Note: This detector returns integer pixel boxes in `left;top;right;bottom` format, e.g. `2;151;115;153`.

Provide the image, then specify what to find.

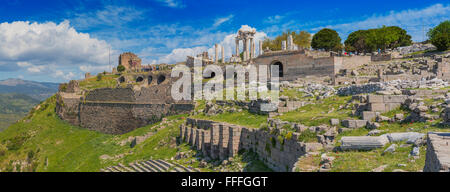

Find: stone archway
157;75;166;84
148;76;153;84
136;76;144;83
270;61;284;78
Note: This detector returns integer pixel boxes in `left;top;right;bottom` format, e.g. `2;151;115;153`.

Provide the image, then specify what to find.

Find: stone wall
423;132;450;172
334;55;371;73
180;118;308;172
56;75;194;134
371;54;392;62
79;102;193;134
253;51;370;82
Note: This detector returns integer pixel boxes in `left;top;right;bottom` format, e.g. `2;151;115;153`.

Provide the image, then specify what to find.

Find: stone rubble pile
395;43;436;55
298;83;336;99
337;78;449;96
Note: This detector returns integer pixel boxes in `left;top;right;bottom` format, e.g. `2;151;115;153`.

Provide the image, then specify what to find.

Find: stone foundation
180;118;308;172
423;132;450;172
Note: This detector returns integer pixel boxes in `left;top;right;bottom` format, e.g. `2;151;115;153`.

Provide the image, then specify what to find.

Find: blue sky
0;0;448;82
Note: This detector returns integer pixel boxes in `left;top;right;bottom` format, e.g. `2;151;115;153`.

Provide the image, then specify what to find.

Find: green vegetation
79;74;119;90
329;143;426;172
427;20;450;51
262;30;311;50
344;26;412;53
191;110;267;129
278;96;353;126
117;65;126;73
311;28;342;52
0;93;39;131
0;96;191;171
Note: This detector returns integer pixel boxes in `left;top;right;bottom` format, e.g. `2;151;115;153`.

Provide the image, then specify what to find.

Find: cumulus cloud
213;15;234;27
313;3;450;41
0;20;112;78
156;25;267;64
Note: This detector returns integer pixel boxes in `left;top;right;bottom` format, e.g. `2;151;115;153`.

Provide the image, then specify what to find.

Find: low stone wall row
180;118;309;172
424;132;450;172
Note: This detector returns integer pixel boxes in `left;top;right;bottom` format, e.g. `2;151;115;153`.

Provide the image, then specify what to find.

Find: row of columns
234;38;264;62
214;44;225;64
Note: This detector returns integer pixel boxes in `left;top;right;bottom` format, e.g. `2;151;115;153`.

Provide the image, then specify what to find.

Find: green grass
329;142;426;172
191;110;267;129
79;74;120;90
0;96;190;172
278;96;354;126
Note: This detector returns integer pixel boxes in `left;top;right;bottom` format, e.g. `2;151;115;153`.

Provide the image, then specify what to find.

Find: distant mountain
0;78;59;101
0;93;40;131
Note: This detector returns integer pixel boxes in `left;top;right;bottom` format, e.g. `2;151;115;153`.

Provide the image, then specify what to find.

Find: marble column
235;38;239;57
251;38;255;59
282;40;287;51
215;44;218;64
243;38;248;61
221;45;225;63
259;40;263;56
287;35;293;50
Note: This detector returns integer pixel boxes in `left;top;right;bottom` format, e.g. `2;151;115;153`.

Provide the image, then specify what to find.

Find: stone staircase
100;159;200;172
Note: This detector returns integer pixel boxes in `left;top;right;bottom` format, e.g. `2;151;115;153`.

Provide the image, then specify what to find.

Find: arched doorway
136;76;144;83
148;76;153;84
157;75;166;84
270;61;284;78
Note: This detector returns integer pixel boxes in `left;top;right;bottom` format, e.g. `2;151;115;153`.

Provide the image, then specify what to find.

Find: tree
96;73;103;81
427;20;450;51
117;65;126;72
262;30;311;51
311;28;342;52
344;26;412;53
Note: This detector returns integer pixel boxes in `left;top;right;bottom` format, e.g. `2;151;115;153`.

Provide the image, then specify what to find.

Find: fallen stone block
386;132;425;143
369;103;386;112
341;119;368;129
362;111;378;121
340;135;389;151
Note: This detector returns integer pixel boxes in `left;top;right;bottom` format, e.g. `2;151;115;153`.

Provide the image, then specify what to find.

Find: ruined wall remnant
119;52;142;70
180;118;308;172
56;71;194;134
424;132;450;172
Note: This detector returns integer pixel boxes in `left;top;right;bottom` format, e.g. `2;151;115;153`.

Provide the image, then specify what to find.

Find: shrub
428;20;450;51
96;73;103;81
297;130;317;142
259;123;269;131
285;131;293;140
117;65;126;72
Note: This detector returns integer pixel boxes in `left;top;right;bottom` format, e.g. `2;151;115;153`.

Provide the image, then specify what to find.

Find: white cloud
265;15;284;24
0;20;112;76
70;5;145;30
157;46;208;64
213;15;234;27
53;70;76;80
156;25;267;64
313;3;450;41
156;0;185;8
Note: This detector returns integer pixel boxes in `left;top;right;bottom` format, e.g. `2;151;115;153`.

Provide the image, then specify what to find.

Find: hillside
0;78;59;101
0;95;269;172
0;93;40;131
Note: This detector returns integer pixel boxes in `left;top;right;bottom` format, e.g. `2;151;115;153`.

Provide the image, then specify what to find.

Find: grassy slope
0;93;40;131
278;95;354;126
0;96;190;172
